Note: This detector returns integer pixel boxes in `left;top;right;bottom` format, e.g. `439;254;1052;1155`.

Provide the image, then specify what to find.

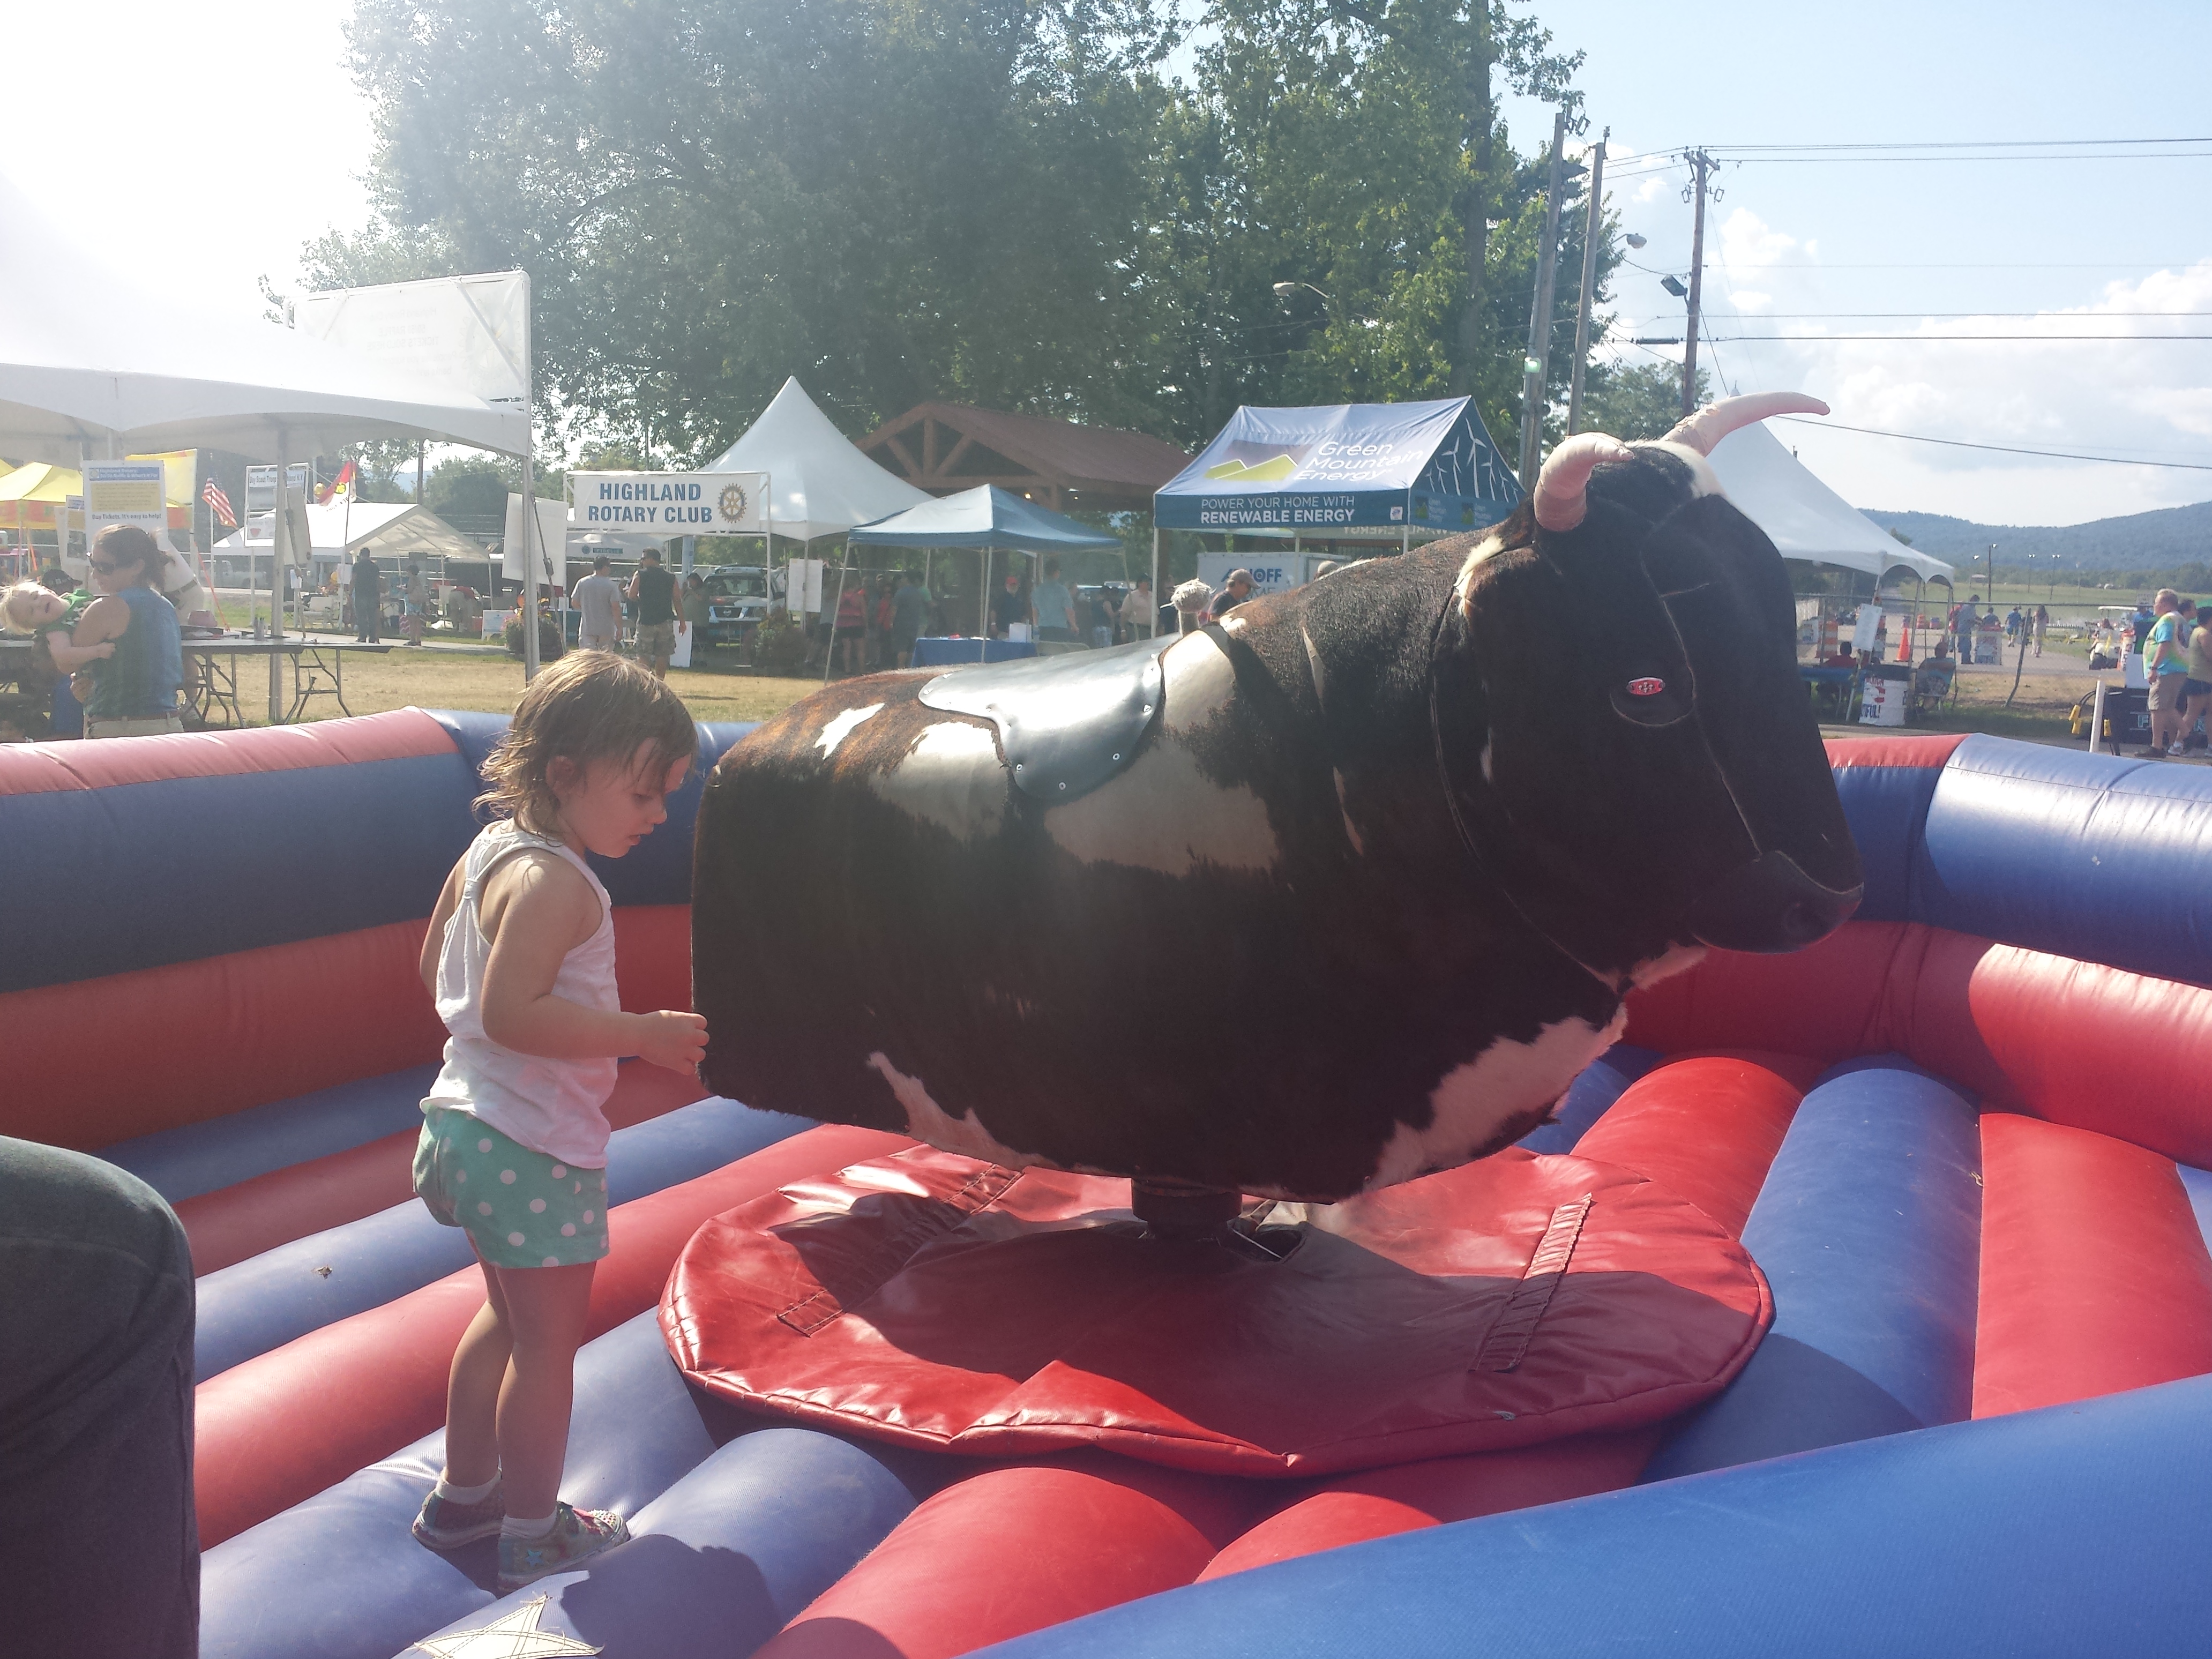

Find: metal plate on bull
918;638;1169;804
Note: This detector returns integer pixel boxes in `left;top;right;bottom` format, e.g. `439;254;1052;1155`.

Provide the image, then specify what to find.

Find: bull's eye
1610;673;1692;728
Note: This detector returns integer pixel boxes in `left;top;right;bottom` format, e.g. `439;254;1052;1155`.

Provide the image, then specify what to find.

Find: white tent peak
705;377;929;542
1707;421;1955;587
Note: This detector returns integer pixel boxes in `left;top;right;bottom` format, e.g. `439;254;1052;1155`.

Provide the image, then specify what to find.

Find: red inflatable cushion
663;1145;1773;1478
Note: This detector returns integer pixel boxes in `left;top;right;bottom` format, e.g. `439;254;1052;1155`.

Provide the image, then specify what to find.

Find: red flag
201;479;238;528
317;460;357;505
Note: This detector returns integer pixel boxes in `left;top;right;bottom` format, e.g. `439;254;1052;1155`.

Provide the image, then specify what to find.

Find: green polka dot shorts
414;1107;610;1269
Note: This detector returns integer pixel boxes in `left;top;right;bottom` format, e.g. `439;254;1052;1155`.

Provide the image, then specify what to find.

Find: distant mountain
1859;499;2212;571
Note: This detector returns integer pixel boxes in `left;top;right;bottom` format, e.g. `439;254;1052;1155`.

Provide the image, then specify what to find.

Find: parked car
700;565;771;646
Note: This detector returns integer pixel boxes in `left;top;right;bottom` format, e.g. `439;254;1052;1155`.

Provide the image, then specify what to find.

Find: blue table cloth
909;638;1039;668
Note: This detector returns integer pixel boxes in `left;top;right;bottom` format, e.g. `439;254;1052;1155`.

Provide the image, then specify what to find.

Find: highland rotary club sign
567;470;768;532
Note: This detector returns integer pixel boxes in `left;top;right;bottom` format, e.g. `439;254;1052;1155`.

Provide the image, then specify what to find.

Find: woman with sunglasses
72;524;184;738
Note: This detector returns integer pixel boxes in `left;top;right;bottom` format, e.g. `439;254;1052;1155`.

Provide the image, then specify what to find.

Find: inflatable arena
4;704;2206;1658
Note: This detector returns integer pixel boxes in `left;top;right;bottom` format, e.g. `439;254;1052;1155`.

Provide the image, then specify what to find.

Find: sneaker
497;1503;630;1591
412;1482;505;1550
2168;743;2186;756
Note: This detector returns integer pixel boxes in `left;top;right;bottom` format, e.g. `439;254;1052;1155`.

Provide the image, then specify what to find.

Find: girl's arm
478;849;707;1072
419;859;466;996
43;628;115;671
55;595;128;671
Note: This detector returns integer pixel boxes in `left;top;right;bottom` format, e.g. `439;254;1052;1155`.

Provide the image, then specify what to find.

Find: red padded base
663;1145;1773;1478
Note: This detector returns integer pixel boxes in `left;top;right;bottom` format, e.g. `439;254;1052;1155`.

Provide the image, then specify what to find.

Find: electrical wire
1769;415;2212;472
1705;333;2212;341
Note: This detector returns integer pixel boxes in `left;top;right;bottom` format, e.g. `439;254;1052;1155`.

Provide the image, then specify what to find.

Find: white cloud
1603;204;2212;524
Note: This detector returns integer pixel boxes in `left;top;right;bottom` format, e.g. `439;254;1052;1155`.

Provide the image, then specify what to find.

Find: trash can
1859;663;1910;727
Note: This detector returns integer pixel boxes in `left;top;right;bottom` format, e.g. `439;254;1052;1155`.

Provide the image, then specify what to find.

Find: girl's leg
440;1258;513;1488
489;1261;597;1520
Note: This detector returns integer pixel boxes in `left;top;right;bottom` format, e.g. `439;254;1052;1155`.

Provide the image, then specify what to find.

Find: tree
422;457;517;534
318;0;1602;465
1575;362;1707;442
325;0;1177;459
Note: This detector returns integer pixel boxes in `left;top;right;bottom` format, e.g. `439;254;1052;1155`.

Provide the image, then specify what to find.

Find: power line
1770;415;2212;472
1697;151;2212;164
1716;311;2212;318
1708;261;2203;269
1707;333;2212;341
1702;136;2212;151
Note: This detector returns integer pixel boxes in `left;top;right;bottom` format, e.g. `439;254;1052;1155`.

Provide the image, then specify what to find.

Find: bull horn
1660;392;1830;457
1533;432;1635;533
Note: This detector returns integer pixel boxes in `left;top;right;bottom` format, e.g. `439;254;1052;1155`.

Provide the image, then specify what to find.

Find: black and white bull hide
691;394;1863;1203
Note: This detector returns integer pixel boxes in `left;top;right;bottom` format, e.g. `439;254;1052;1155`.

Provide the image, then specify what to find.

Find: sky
1493;0;2212;527
5;0;2208;528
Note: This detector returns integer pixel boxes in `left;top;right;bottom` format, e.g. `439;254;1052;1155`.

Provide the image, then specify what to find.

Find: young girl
408;651;708;1590
2;579;117;675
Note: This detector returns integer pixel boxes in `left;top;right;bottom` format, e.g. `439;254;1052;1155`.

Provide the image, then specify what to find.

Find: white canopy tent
212;502;488;567
1707;421;1955;588
0;179;523;467
705;377;929;544
0;176;530;719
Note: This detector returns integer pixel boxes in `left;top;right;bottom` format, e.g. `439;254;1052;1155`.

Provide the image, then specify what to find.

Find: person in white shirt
1120;576;1155;640
572;556;625;652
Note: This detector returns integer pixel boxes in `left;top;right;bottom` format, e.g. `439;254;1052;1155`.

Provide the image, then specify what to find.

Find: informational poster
82;461;167;547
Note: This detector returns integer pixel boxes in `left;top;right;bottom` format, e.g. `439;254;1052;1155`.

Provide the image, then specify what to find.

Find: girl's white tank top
420;820;620;1168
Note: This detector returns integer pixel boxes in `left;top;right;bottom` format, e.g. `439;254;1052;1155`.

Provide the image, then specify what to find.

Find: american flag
202;479;237;528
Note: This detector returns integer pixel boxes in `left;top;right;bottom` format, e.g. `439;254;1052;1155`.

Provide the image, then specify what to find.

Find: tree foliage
311;0;1618;467
1576;361;1706;443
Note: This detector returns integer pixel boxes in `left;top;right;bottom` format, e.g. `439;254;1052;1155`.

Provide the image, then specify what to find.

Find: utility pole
1518;108;1570;487
1681;148;1714;416
1566;129;1608;436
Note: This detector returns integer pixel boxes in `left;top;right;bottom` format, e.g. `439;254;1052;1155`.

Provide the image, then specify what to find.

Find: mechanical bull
691;394;1862;1209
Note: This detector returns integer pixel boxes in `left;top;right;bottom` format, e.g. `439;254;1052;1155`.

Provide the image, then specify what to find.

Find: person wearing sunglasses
72;524;184;738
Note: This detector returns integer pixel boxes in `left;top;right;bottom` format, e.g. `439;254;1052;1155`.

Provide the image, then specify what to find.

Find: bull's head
1447;393;1863;982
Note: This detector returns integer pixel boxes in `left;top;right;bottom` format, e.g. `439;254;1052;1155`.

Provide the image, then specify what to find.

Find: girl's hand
634;1009;709;1073
92;640;116;659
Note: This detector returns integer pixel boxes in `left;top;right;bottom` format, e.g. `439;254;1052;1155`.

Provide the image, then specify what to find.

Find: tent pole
521;452;541;683
821;539;851;686
1149;527;1160;639
269;431;287;724
981;547;991;636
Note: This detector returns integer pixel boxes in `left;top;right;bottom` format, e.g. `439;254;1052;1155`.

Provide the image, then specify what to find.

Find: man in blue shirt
1031;558;1078;643
890;571;932;669
2144;589;2192;756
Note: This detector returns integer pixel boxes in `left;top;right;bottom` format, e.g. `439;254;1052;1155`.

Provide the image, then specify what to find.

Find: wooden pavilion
858;402;1190;515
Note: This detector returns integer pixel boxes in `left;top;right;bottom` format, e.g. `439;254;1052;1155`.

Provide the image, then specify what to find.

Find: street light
1624;233;1648;249
1273;281;1332;306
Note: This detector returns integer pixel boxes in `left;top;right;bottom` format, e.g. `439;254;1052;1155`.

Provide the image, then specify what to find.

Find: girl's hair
476;651;697;834
1;581;54;634
92;524;163;587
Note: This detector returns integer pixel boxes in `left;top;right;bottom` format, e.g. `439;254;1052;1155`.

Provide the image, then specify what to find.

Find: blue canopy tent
1150;397;1522;603
845;483;1121;648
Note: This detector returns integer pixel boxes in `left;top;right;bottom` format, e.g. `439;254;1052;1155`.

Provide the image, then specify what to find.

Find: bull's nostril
1782;901;1821;944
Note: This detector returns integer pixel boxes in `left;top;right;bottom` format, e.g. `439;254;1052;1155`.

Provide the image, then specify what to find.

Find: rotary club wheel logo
717;483;749;526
